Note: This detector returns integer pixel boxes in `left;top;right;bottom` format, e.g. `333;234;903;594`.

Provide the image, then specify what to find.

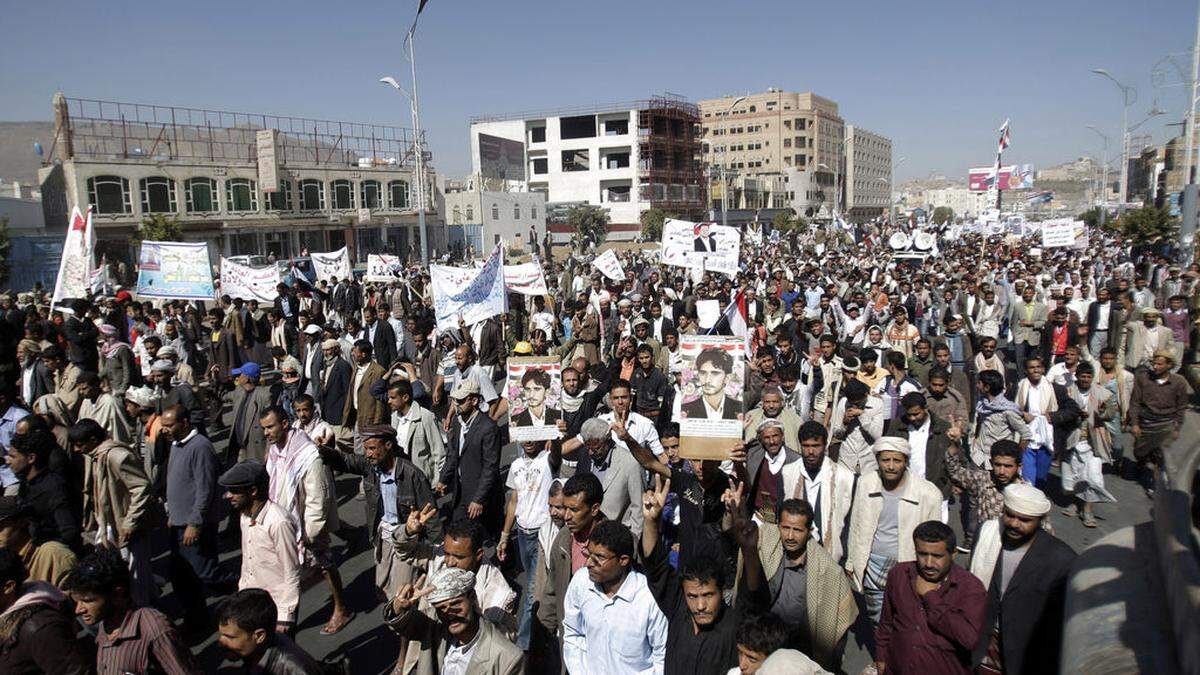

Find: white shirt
907;416;931;480
1095;301;1111;331
21;364;35;404
799;460;829;542
392;404;416;444
351;363;370;410
293;418;334;448
703;395;729;419
562;567;668;675
442;625;481;675
576;410;663;457
506;451;554;531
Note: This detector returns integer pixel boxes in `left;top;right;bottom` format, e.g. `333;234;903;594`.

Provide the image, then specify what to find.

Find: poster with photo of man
506;357;563;442
676;335;745;459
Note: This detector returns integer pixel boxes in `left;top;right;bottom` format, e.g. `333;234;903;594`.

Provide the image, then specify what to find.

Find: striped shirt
96;607;199;675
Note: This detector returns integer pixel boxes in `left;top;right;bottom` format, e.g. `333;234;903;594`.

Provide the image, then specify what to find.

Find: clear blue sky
2;0;1195;182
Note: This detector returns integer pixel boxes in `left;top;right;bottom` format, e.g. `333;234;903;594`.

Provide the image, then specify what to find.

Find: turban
99;324;118;337
124;386;160;409
156;345;178;358
17;339;40;355
321;339;341;351
1003;483;1051;517
425;567;476;605
150;359;176;373
873;436;911;457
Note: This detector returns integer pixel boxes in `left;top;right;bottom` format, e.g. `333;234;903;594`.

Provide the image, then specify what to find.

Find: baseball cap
232;362;261;380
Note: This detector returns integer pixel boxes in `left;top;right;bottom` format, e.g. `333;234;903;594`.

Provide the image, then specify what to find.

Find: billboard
478;133;526;182
968;164;1034;192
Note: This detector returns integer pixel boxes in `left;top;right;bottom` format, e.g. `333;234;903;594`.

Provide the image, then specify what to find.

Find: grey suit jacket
1009;300;1048;345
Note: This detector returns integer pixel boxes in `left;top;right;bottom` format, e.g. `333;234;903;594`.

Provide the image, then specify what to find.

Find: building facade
37;93;440;269
845;125;892;219
699;89;847;215
469;94;706;242
439;187;547;255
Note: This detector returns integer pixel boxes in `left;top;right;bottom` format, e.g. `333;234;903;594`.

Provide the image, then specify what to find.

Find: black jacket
973;531;1077;674
0;597;93;675
884;413;953;499
20;361;54;408
365;319;397;370
62;317;98;371
17;470;80;550
316;358;351;426
319;447;440;544
439;412;501;512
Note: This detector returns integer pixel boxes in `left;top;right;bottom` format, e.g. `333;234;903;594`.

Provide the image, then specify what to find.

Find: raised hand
946;415;964;443
722;478;746;515
642;475;671;522
391;582;434;614
727;441;748;466
405;503;438;536
731;514;759;550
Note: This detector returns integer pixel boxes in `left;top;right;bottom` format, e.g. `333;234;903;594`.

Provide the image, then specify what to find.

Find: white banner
592;249;624;282
310;247;351;282
366;254;404;283
504;261;549;296
52;206;94;306
221;258;280;303
1040;218;1079;248
430;243;507;331
661;218;740;276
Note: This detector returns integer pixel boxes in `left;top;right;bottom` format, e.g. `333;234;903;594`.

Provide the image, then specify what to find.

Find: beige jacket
84;439;159;543
828;396;885;475
844;470;943;588
383;609;523;675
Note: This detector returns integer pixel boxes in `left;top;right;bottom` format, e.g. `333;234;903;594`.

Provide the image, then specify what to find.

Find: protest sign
136;241;215;301
660;218;740;276
429;243;506;331
504;261;549;296
310;247;351;282
52;206;94;306
592;249;624;282
1040;218;1079;248
695;299;721;330
506;357;563;442
675;335;746;460
365;254;404;282
221;257;281;303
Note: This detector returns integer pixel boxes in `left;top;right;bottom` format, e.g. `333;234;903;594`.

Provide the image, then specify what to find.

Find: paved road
174;421;1155;674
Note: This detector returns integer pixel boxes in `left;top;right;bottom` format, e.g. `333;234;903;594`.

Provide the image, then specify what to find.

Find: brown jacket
342;361;387;429
84;439;160;543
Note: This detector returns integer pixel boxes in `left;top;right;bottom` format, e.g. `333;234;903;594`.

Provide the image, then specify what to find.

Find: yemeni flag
997;119;1011;154
721;288;751;352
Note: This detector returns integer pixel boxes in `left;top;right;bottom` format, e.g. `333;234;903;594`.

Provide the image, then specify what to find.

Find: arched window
513;203;521;219
184;177;218;213
331;180;354;210
299;179;325;211
360;180;382;209
388;180;410;209
87;175;131;214
531;205;537;220
491;203;499;220
265;180;292;211
465;205;474;221
226;178;258;212
139;177;176;213
453;206;462;224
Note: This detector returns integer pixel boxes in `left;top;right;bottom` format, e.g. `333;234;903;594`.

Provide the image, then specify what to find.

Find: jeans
515;527;540;650
1022;444;1053;488
169;524;222;624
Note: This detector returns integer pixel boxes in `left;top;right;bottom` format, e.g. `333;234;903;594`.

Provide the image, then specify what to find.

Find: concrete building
845;125;892;219
699;89;847;215
468;94;705;242
924;186;990;219
36;93;440;270
439;186;546;255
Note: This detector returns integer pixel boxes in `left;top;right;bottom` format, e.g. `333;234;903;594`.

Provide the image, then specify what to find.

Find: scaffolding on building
50;96;429;170
636;93;706;216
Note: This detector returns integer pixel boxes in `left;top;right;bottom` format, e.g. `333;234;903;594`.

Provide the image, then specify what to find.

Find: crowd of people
0;218;1193;675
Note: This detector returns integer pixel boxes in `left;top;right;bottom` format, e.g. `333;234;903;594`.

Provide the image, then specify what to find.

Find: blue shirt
0;405;30;487
378;464;400;525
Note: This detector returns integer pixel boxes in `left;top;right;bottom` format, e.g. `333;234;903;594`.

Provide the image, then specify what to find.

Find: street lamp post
891;157;906;224
380;28;429;265
719;95;746;228
1092;68;1136;207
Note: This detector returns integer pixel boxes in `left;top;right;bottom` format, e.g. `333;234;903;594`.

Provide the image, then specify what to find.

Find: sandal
1061;505;1078;518
1082;515;1097;528
320;612;355;635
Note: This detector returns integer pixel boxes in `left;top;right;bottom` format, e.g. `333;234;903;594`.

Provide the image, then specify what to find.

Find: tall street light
891;157;907;224
1085;125;1109;227
719;95;746;228
1091;68;1136;206
380;19;429;265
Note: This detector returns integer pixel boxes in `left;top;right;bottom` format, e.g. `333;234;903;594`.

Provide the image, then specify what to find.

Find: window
139;177;176;213
604;119;628;135
226;178;258;212
331;180;354;210
531;158;548;175
266;180;292;211
185;177;218;213
466;205;474;221
531;206;537;219
562;149;589;172
605;185;631;202
749;105;756;112
360;180;382;209
604;151;630;169
513;203;521;219
388;180;410;209
530;126;546;143
453;206;462;224
491;203;500;220
560;115;596;140
299;179;325;211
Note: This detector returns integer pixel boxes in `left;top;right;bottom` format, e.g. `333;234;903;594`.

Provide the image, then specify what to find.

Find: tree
1113;206;1178;247
1078;207;1102;230
639;208;674;241
931;206;955;226
771;212;806;231
0;217;10;286
567;204;609;251
132;213;183;245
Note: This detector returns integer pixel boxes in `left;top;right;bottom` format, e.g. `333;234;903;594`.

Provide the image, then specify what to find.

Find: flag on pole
997;119;1011;154
52;205;95;307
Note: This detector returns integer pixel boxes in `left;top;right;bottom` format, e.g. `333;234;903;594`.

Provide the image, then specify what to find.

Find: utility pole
1184;0;1200;188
